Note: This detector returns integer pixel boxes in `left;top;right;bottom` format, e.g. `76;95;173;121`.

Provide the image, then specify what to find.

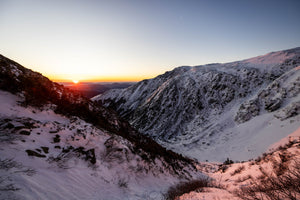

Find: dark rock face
98;68;265;140
234;99;260;123
274;101;300;120
235;69;300;123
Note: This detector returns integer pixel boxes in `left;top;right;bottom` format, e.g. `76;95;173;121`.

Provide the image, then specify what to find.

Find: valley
0;48;299;199
94;47;300;162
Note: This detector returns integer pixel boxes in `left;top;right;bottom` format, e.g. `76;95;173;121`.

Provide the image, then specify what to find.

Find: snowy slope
179;132;300;200
0;55;202;199
0;91;192;200
93;47;300;162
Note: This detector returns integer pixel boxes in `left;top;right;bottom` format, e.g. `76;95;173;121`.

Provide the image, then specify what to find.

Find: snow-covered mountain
93;47;300;162
0;55;201;200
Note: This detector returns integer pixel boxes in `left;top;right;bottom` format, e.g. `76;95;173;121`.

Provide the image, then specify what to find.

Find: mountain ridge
93;47;300;161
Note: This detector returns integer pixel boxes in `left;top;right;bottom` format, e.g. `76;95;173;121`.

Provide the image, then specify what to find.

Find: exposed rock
41;147;49;154
274;101;300;120
19;130;31;136
236;66;300;123
235;100;260;123
4;123;14;129
265;98;282;112
25;150;46;158
53;134;60;143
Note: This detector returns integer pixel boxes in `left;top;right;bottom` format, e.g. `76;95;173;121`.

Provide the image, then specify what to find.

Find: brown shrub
231;165;245;176
164;178;211;200
234;159;300;200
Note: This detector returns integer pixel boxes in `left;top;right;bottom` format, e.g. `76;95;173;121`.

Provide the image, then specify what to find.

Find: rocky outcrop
235;68;300;123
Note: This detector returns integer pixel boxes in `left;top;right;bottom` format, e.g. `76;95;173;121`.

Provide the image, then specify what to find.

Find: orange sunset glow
47;73;153;83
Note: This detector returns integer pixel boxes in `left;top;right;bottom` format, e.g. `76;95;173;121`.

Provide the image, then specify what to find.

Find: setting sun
72;80;79;84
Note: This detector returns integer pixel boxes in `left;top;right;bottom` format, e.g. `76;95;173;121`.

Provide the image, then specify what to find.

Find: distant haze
60;81;134;98
1;0;300;82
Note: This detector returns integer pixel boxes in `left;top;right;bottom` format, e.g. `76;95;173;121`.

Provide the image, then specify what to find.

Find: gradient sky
1;0;300;82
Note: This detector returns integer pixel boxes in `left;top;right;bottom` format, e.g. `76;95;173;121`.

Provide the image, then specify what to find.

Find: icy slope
93;47;300;162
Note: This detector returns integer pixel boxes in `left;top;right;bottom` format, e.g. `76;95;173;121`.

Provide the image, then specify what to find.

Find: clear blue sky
1;0;299;81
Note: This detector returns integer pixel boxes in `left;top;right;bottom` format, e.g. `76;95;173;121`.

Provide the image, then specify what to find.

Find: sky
0;0;300;82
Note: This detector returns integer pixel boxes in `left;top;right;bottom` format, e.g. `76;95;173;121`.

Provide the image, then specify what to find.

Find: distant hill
60;82;134;98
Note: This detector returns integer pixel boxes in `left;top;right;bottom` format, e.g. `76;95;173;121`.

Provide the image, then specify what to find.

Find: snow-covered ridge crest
243;47;300;65
94;47;300;162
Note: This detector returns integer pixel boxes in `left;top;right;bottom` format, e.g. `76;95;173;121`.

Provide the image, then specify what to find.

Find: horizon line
47;75;152;83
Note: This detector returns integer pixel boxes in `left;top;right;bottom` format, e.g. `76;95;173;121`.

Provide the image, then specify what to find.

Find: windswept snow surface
0;91;201;200
243;47;300;65
94;47;300;162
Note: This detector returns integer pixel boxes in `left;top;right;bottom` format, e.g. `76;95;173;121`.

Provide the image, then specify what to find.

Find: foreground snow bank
0;91;201;200
179;135;300;200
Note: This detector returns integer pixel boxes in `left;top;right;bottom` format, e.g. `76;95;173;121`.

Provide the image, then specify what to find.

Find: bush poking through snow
53;134;60;143
117;178;128;188
218;158;234;173
224;158;234;165
231;166;245;176
234;159;300;200
164;178;211;200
